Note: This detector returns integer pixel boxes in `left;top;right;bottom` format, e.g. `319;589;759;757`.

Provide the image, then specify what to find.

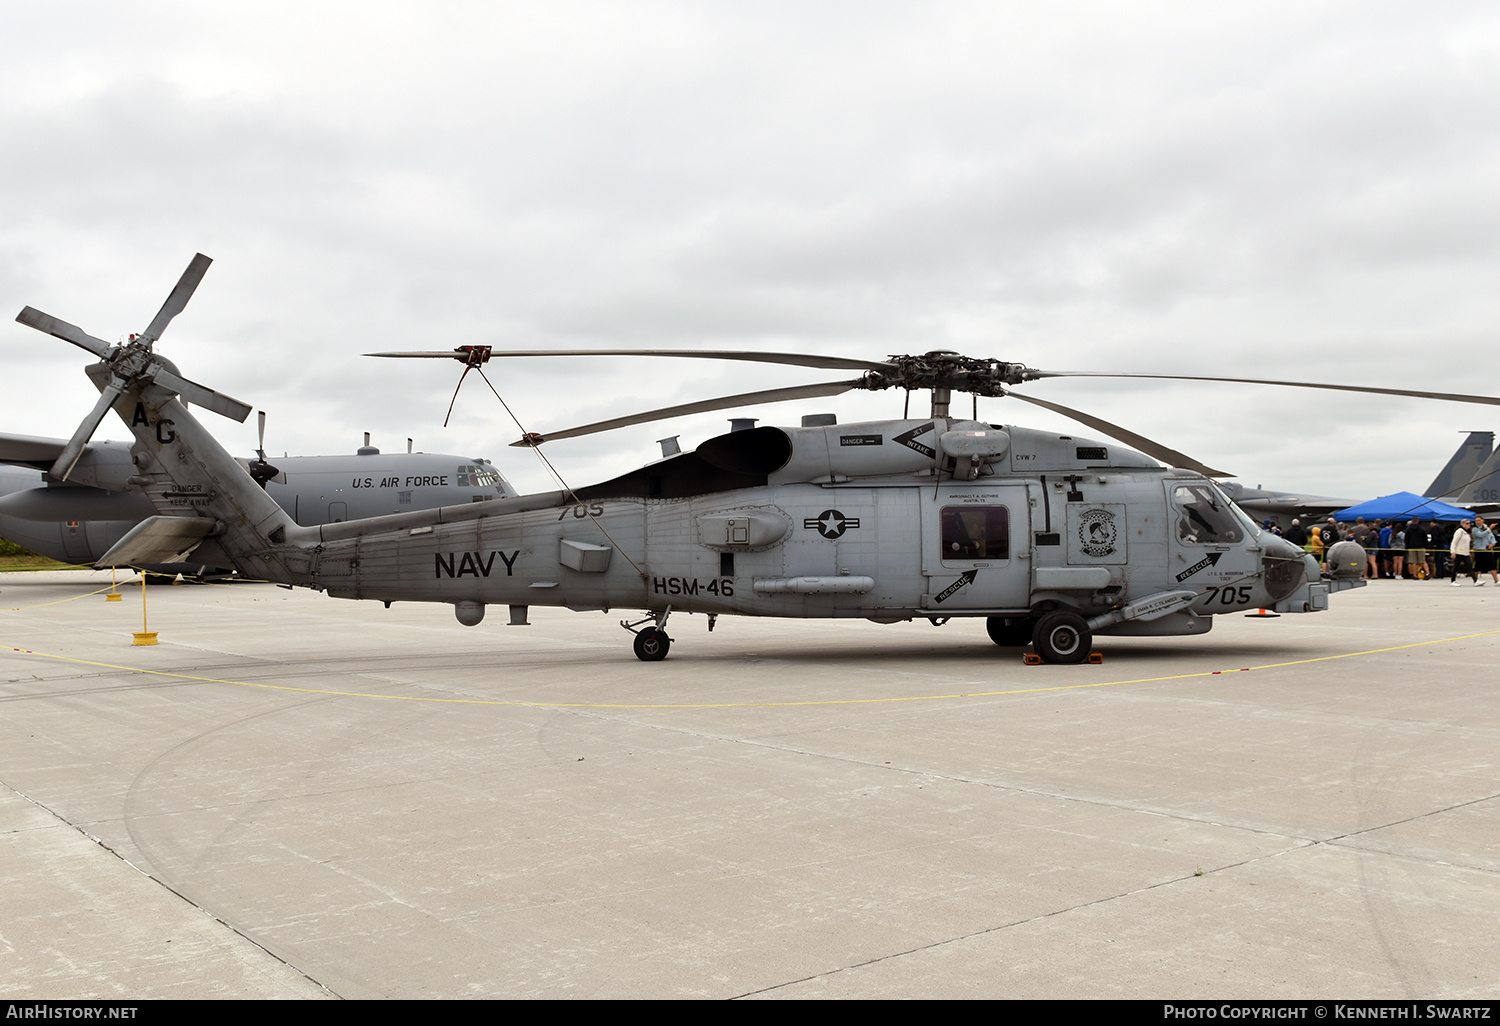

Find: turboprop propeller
248;410;280;489
16;254;252;481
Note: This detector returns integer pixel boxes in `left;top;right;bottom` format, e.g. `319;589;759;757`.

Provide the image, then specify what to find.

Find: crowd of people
1273;515;1499;585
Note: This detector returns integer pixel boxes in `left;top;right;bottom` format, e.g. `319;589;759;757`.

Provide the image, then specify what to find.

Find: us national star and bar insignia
803;509;861;539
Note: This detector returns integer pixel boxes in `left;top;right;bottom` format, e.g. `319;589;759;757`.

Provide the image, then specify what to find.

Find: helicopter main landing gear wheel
986;616;1033;647
1031;611;1092;664
633;627;671;662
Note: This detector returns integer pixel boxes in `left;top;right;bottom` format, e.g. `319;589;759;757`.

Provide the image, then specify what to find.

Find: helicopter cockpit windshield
1172;482;1249;545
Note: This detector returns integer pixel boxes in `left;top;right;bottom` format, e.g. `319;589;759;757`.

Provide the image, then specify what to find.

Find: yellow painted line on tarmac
4;629;1500;710
3;583;122;610
0;563;94;574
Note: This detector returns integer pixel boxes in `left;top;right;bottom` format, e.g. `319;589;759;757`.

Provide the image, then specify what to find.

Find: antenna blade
15;307;112;357
50;383;123;481
151;367;252;422
1026;371;1500;407
517;379;862;445
367;349;891;371
140;253;212;342
1006;392;1231;477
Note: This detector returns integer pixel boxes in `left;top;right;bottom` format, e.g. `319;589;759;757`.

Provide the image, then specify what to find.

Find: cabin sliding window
1171;483;1242;544
941;506;1009;561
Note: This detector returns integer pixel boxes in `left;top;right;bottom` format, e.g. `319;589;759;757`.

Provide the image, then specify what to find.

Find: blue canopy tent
1333;491;1473;523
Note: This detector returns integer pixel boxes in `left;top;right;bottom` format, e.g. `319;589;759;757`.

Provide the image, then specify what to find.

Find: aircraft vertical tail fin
1423;431;1493;499
1457;445;1500;504
107;384;308;580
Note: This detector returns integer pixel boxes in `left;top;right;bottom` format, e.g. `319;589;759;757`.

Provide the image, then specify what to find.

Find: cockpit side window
1171;484;1242;544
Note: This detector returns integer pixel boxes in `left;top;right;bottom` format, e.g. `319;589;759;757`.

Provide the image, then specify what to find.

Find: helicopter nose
1261;534;1310;604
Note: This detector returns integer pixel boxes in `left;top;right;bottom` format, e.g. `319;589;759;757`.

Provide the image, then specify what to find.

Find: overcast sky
4;1;1499;499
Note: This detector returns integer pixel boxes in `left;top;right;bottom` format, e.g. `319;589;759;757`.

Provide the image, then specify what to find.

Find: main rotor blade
151;367;252;422
1027;371;1500;407
140;253;212;343
50;381;124;481
516;379;863;445
15;307;113;357
365;351;477;358
367;349;892;372
1006;391;1231;477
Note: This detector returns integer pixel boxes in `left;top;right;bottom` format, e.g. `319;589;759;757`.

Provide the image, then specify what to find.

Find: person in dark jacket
1321;519;1342;570
1431;521;1452;579
1405;518;1428;579
1285;519;1309;547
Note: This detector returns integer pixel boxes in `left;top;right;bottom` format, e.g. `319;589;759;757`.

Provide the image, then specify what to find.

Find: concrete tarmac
1;569;1497;999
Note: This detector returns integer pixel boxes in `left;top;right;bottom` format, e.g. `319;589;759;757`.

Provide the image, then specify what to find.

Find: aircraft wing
0;432;72;471
1234;494;1352;516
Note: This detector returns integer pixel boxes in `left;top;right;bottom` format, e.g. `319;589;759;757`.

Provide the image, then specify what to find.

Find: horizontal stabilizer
96;516;217;568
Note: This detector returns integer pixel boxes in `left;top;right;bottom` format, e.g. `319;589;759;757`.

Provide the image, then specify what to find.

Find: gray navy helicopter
17;254;1500;661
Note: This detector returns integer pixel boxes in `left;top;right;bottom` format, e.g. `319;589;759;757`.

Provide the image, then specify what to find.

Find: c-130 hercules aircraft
18;255;1500;662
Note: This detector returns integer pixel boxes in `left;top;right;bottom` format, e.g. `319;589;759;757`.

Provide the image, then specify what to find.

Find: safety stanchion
132;572;158;645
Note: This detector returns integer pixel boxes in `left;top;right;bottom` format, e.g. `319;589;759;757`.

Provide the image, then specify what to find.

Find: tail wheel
986;616;1033;647
633;627;671;662
1032;611;1091;664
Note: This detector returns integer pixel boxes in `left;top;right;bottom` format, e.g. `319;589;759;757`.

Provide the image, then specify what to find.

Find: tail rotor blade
140;253;212;343
151;366;252;422
516;379;862;445
50;382;124;481
1006;391;1231;478
16;307;113;358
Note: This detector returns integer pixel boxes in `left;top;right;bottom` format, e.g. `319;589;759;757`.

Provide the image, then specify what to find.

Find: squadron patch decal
1076;508;1118;558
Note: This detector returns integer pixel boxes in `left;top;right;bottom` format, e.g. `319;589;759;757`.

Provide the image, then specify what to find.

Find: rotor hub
858;352;1036;396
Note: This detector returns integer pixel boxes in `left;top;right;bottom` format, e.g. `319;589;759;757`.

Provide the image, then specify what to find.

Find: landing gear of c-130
623;609;673;661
